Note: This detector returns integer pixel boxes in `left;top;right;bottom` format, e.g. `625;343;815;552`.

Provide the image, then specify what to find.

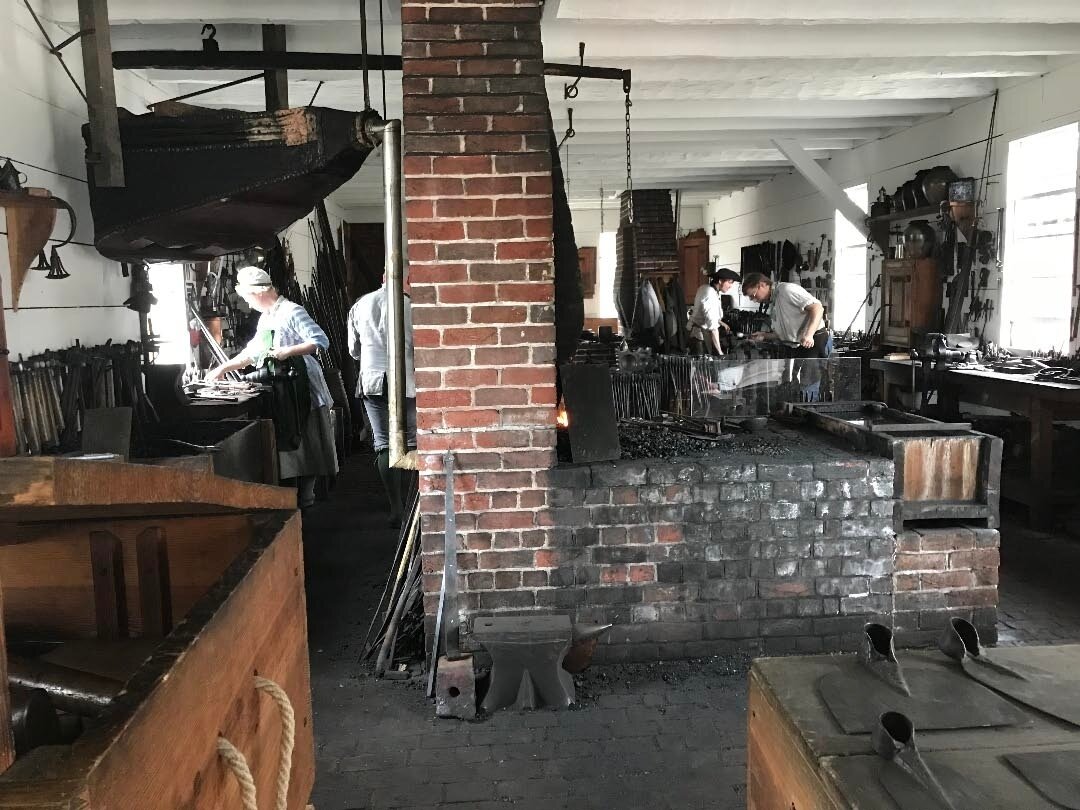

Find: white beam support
772;138;868;237
555;0;1080;24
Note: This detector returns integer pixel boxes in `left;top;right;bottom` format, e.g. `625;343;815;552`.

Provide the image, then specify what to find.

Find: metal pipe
8;656;121;716
381;119;415;471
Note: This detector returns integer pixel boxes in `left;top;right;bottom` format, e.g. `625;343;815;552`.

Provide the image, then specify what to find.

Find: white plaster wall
0;0;169;357
704;58;1080;342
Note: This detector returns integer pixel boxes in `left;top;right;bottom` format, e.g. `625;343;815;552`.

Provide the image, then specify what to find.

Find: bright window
832;184;869;333
1001;122;1079;351
595;230;619;319
147;262;190;365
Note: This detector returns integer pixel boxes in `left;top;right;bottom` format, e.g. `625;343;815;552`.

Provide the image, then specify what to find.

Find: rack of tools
9;341;153;456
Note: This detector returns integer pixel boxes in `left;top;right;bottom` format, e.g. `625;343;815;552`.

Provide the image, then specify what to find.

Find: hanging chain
564;139;571;199
623;74;634;223
600;184;605;232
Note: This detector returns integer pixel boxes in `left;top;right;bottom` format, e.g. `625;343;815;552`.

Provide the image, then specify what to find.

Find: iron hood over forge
81;105;380;261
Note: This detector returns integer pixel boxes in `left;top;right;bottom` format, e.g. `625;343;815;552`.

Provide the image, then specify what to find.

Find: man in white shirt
347;281;416;525
689;267;740;355
742;272;833;400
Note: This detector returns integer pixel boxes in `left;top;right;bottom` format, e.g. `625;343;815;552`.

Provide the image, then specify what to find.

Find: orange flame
556;405;569;429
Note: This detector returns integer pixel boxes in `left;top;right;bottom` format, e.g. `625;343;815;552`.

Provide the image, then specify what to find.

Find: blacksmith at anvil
742;272;833;400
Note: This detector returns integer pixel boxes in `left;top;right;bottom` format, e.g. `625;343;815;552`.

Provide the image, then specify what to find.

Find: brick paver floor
304;460;1080;810
997;515;1080;646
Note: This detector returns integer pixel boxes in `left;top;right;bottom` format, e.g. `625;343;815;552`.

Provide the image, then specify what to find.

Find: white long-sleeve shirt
347;286;416;398
688;283;722;340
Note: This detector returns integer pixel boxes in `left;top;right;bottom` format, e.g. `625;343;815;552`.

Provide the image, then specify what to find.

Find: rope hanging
217;675;296;810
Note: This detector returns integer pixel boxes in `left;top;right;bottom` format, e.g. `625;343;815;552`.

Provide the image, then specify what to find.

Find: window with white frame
1000;122;1079;352
832;184;869;334
147;262;191;365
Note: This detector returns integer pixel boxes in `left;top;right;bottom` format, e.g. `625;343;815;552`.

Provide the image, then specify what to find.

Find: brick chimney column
401;0;559;632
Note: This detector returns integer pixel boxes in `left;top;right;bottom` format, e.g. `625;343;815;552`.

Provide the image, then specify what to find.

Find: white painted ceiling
43;0;1080;212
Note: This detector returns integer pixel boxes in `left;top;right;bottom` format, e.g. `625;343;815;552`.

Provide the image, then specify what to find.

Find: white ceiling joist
555;0;1080;25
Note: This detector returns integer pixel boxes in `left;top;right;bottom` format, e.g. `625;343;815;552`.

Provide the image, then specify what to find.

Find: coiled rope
217;675;296;810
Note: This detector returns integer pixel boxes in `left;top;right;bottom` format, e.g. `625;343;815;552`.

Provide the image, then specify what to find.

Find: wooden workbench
871;359;1080;529
748;647;1080;810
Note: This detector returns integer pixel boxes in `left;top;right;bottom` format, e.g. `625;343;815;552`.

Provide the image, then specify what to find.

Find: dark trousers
778;329;833;401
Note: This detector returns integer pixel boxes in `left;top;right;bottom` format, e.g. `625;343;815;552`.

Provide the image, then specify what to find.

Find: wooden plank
0;570;15;775
89;531;127;640
262;25;289;111
901;436;979;502
747;665;845;810
0;457;293;521
135;527;171;637
78;0;125;187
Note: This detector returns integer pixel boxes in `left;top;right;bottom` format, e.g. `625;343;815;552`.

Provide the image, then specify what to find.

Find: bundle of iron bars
10;341;154;455
301;203;355;396
361;493;425;679
610;370;662;420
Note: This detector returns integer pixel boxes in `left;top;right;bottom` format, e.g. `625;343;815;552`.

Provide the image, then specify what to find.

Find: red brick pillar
401;0;558;632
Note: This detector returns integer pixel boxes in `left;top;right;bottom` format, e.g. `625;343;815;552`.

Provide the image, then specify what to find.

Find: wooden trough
788;401;1002;527
0;456;312;809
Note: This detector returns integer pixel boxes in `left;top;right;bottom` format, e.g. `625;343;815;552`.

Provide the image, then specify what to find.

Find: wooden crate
788;401;1002;526
0;457;313;809
748;650;1080;810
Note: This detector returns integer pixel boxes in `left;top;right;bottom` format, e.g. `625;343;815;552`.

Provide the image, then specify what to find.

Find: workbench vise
911;333;976;367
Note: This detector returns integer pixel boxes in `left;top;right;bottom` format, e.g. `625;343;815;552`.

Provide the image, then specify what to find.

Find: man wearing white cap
208;266;338;507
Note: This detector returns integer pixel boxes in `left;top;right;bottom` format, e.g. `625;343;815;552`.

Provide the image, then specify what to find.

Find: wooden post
89;530;128;639
262;25;288;111
135;527;172;637
0;288;14;457
78;0;125;187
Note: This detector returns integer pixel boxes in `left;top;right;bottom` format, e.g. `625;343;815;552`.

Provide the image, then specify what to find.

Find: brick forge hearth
402;0;999;661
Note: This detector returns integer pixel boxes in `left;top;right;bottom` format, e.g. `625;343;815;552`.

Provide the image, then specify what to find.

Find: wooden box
881;258;941;348
0;457;313;809
789;401;1002;527
748;649;1080;810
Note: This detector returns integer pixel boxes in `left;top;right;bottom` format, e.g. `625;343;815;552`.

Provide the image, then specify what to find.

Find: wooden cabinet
881;258;942;348
577;246;597;298
678;228;710;301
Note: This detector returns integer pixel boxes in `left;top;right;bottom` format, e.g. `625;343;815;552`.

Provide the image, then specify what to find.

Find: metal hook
563;42;585;99
557;108;576;149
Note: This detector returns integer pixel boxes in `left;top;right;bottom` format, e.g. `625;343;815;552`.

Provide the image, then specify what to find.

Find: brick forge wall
401;2;561;632
541;446;900;662
894;525;1000;646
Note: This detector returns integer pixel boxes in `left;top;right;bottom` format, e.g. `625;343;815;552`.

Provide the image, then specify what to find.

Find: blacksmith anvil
473;615;576;712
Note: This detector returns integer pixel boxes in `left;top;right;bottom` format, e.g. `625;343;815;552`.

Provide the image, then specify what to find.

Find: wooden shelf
0;189;67;211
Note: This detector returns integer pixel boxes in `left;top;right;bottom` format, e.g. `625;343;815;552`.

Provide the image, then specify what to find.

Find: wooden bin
789;401;1002;527
748;649;1080;810
0;456;313;809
